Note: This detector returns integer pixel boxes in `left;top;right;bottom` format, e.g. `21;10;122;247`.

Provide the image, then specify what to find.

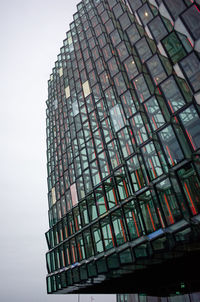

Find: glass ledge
130;236;147;247
147;228;164;240
164;219;189;233
191;213;200;223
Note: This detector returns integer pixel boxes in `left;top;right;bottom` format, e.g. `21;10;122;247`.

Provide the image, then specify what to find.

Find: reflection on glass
156;178;182;225
158;125;184;167
110;104;126;132
127;154;147;192
178;163;200;216
144;96;165;130
142;141;163;180
138;190;161;233
179;106;200;151
161;77;186;113
146;54;167;85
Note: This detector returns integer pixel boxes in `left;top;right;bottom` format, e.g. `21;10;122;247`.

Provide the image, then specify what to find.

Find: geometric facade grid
45;0;200;294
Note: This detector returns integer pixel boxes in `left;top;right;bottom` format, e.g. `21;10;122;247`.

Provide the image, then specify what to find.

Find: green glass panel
83;229;94;258
87;193;98;221
119;249;133;264
101;217;115;250
162;32;186;64
124;200;143;239
107;253;120;269
92;223;104;254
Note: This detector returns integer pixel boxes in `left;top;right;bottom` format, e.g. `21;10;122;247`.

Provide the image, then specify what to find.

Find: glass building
117;293;200;302
45;0;200;295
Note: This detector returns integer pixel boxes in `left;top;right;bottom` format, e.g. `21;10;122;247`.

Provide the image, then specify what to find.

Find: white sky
0;0;116;301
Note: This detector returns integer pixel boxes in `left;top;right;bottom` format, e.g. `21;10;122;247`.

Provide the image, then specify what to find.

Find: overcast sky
0;1;116;301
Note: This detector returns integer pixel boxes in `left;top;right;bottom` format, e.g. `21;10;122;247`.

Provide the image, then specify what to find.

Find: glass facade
45;0;200;295
117;293;200;302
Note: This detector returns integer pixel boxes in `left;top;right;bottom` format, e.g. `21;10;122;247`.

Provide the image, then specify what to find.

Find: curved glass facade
45;0;200;294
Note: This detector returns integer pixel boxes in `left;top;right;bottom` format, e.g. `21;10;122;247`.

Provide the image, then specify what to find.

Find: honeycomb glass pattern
45;0;200;295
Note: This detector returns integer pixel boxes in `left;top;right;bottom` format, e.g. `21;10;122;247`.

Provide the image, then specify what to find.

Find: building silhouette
45;0;200;295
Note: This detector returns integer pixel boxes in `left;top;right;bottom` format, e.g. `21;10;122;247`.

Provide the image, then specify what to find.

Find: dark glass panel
156;178;182;225
179;105;200;151
162;32;186;64
138;190;161;233
148;16;168;42
144;96;165;131
124;200;143;240
101;216;115;250
92;223;104;254
126;24;141;45
111;209;128;246
141;141;163;181
160;76;186;113
127;154;147;192
163;0;186;20
158;125;184;167
180;52;200;92
181;5;200;40
177;163;200;216
146;54;167;85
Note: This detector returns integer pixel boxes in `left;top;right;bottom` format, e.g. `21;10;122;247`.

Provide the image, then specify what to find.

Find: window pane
124;200;143;239
163;0;186;20
181;5;200;40
135;37;152;63
82;80;91;97
108;57;119;77
161;77;186;113
146;55;167;85
158;125;184;166
79;200;89;226
130;113;149;145
133;74;151;103
148;16;168;42
141;142;163;180
177;163;200;216
105;178;118;209
87;194;97;221
83;229;94;258
138;190;161;233
127;0;142;11
114;73;127;95
179;105;200;151
118;127;134;158
180;52;200;92
124;56;139;80
116;41;129;61
111;210;127;246
156;178;182;225
114;166;132;200
144;96;165;130
121;90;137;118
126;24;141;45
107;139;121;169
101;217;115;250
127;154;147;192
110;104;126;132
92;223;104;254
162;32;186;64
110;29;122;47
119;12;131;30
138;3;154;26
